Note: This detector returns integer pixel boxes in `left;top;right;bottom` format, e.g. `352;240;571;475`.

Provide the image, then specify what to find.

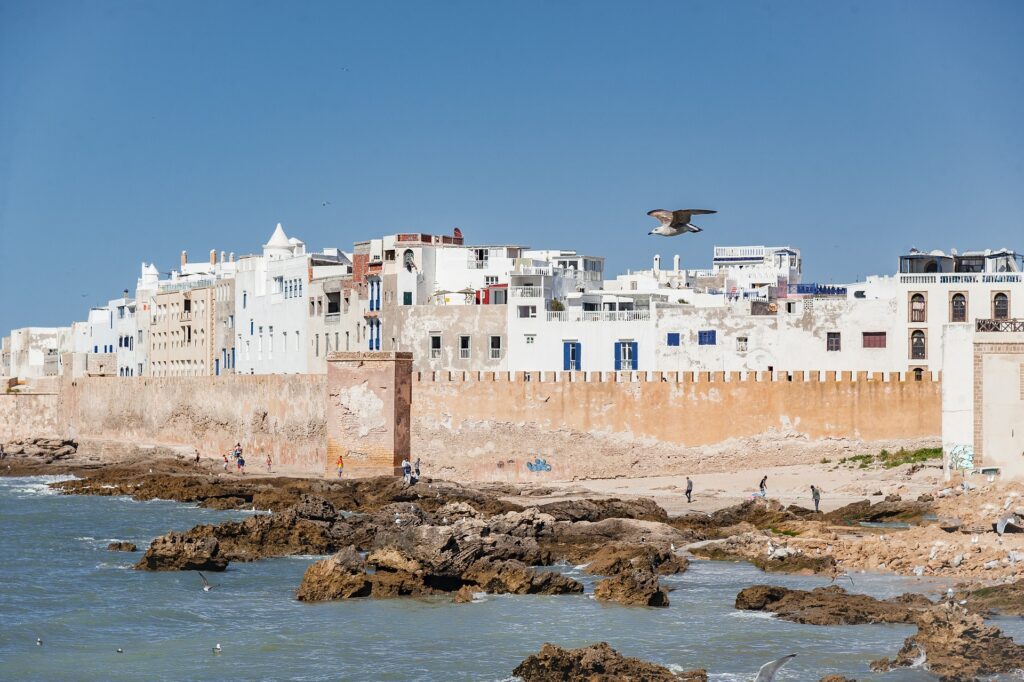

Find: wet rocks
462;559;583;596
822;498;932;526
735;585;930;625
691;535;835;575
134;533;227;571
583;542;688;576
871;605;1024;681
512;642;705;682
107;541;137;552
594;567;670;607
819;676;857;682
963;578;1024;616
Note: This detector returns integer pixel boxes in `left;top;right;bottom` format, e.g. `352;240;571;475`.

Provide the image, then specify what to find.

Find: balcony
544;310;651;322
510;286;544;298
977;318;1024;332
898;273;1023;285
324;313;341;325
467;260;488;270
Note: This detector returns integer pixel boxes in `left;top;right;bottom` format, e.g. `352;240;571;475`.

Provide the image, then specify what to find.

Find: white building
3;327;74;378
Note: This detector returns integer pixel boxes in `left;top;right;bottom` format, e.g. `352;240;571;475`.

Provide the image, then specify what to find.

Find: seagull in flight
755;653;796;681
198;572;213;592
322;201;331;207
647;209;717;237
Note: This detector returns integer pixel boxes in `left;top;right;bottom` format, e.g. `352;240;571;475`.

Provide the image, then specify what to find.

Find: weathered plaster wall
0;394;61;441
411;370;942;481
58;375;327;470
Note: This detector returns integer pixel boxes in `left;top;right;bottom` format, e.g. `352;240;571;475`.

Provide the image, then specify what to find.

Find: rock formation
512;642;706;682
107;541;137;552
735;585;929;625
134;533;227;571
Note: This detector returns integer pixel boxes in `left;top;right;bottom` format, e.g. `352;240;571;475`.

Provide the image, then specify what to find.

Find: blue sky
1;0;1022;330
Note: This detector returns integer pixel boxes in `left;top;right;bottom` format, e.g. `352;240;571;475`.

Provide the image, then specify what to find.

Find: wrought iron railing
976;318;1024;332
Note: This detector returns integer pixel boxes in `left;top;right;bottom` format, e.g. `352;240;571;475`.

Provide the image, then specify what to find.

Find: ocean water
2;475;1023;682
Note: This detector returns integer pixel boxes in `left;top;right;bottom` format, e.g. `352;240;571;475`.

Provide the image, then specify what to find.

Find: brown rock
594;568;670;607
134;533;228;571
512;642;703;682
538;497;669;523
964;579;1024;616
582;542;689;576
463;559;583;596
735;585;930;625
107;541;137;552
295;548;372;601
871;605;1024;680
453;585;477;603
819;676;856;682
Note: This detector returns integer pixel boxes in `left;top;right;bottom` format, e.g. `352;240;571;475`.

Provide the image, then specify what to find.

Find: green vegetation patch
838;447;942;469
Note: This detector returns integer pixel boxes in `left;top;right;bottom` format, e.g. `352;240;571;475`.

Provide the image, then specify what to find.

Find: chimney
673;254;680;271
229;252;235;262
220;250;225;264
653;254;661;272
181;250;188;268
123;289;129;299
209;249;216;266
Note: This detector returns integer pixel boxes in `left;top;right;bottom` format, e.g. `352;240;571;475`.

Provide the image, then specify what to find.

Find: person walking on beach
414;457;421;479
266;454;272;473
237;455;245;475
222;453;229;471
336;454;344;478
759;475;768;497
194;448;201;464
811;485;821;513
685;477;693;504
401;458;412;484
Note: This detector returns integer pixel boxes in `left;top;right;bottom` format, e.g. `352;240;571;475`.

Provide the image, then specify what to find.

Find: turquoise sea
2;475;1022;681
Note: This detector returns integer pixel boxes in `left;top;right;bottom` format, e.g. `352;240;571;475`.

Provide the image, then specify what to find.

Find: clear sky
1;0;1022;330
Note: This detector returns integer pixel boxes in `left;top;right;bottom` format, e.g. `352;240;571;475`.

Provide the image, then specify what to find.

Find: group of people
190;443;276;476
400;457;421;484
682;474;824;512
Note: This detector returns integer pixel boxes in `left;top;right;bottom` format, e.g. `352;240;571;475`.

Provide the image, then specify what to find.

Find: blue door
614;342;622;371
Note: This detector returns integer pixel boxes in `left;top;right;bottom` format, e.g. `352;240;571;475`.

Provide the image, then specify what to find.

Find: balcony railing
510;286;544;298
977;318;1024;332
899;273;1023;285
544;310;651;322
324;313;341;325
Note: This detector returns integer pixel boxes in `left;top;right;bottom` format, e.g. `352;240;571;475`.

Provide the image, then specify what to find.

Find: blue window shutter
215;359;220;376
667;332;679;347
563;342;571;371
614;342;622;371
630;341;638;370
710;331;717;345
576;342;581;370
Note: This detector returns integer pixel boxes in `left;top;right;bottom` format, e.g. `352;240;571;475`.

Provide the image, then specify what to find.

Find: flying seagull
198;572;213;592
647;209;717;237
322;201;331;207
755;653;796;681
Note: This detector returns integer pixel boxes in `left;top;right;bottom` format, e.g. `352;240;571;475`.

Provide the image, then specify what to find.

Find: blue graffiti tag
526;457;552;472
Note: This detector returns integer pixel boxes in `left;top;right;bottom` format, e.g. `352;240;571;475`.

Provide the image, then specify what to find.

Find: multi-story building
2;327;74;378
235;224;348;374
306;249;358;373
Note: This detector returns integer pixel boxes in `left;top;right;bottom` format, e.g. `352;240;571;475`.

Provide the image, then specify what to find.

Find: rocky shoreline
5;446;1024;680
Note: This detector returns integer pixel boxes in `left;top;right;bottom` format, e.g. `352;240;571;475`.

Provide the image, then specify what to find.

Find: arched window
913;367;924;381
951;294;967;322
911;330;926;360
993;293;1009;320
924;260;938;273
910;293;926;322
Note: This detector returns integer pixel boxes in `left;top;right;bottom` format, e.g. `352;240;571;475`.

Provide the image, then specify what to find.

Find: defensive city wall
0;363;941;481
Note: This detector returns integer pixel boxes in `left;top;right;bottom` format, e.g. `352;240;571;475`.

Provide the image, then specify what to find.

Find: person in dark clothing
811;485;821;513
759;475;768;496
414;458;421;478
685;477;693;503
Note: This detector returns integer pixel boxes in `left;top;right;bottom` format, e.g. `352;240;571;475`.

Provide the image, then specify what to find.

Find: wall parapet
413;369;941;384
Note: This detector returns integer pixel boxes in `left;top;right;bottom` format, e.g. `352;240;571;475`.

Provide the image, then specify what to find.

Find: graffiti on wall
948;444;974;470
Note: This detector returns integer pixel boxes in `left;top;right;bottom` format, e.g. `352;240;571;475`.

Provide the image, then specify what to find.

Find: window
862;332;887;348
525;334;535;345
913;367;924;381
459;335;471;359
315;334;320;357
698;330;716;346
430;334;442;359
951;294;967;322
489;335;502;359
736;336;748;352
403;291;412;306
826;332;841;352
485;276;498;286
910;293;926;322
911;330;926;360
273;276;283;294
786;302;796;313
666;333;680;347
250;319;254;335
615;340;637;370
518;305;537;319
283;331;288;352
242;290;248;309
563;341;581;370
994;293;1009;320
